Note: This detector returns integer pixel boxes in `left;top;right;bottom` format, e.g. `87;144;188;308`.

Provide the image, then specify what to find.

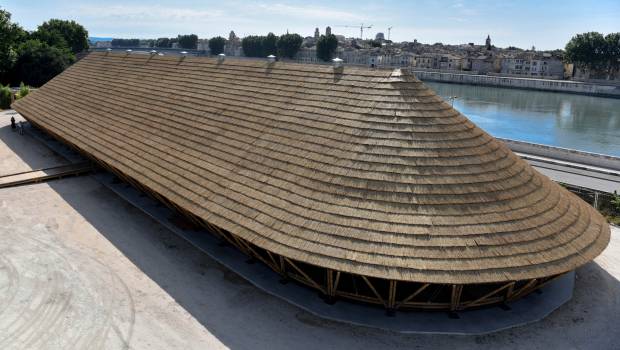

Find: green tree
316;34;338;62
34;19;88;54
177;34;198;50
208;36;226;55
155;37;172;48
603;33;620;78
242;35;264;57
263;32;278;56
565;32;620;79
276;33;302;59
0;8;27;83
565;32;607;71
13;40;74;87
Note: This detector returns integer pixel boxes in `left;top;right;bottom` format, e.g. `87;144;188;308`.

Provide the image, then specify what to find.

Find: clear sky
4;0;620;50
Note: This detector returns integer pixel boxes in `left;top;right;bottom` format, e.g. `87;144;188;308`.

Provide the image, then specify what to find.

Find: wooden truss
28;119;566;313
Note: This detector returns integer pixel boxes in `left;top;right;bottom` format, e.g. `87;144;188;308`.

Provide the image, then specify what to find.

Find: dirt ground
1;110;619;350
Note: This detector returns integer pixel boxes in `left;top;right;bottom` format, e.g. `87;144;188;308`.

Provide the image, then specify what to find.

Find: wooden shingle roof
13;52;610;284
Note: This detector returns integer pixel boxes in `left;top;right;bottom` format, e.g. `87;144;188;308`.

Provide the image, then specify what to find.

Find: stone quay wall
412;70;620;98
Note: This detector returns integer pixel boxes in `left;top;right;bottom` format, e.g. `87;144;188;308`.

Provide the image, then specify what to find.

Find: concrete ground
1;109;619;350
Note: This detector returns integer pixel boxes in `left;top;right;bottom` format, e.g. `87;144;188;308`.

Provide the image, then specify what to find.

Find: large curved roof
13;52;610;284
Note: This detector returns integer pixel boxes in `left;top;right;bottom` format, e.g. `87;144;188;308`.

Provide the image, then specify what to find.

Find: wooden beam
505;282;515;300
450;285;463;311
395;283;430;309
326;270;335;297
360;276;387;308
333;271;341;292
388;280;398;310
266;251;280;273
463;282;514;308
284;258;325;293
508;279;538;302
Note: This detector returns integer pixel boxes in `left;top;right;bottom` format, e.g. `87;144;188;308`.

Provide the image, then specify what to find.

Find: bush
0;84;11;109
612;191;620;213
17;81;28;98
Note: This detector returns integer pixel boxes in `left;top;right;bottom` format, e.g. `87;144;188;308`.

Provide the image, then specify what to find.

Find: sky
3;0;619;50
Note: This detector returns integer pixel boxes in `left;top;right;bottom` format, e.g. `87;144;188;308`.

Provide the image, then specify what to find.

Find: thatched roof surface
13;52;610;284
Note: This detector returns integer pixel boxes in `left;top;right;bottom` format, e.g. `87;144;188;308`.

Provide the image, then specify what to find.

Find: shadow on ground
0;122;68;175
42;178;620;350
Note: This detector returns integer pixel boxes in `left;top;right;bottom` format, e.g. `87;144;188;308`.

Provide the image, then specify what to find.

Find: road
517;152;620;194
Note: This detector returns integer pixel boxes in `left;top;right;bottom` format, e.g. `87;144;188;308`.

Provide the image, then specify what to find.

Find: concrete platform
3;109;620;349
20;112;576;335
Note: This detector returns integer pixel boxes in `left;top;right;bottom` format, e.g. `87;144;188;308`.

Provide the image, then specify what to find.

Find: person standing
10;116;16;131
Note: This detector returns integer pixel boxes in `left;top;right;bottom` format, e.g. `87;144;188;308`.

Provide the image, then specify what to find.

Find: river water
424;82;620;156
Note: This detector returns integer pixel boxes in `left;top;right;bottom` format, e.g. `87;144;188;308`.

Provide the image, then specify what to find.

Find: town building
501;52;564;78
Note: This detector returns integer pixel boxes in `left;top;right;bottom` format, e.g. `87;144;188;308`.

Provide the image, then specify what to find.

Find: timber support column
278;256;289;284
324;269;337;305
385;280;397;316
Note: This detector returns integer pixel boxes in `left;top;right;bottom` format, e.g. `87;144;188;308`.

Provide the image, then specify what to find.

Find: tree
565;32;620;79
603;33;620;78
208;36;226;55
155;37;171;48
241;33;280;58
34;19;88;54
242;35;265;57
276;33;302;59
12;40;74;87
565;32;607;71
316;34;338;62
177;34;198;50
0;8;27;83
263;32;278;56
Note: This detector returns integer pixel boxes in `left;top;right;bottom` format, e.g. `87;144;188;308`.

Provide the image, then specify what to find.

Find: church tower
485;34;491;50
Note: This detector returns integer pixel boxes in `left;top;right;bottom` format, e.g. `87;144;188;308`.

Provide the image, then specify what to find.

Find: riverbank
414;70;620;98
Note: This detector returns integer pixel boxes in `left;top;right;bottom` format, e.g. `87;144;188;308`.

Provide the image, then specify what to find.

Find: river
424;81;620;156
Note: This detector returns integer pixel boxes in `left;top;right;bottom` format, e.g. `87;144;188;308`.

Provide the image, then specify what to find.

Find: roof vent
217;53;226;62
332;57;343;68
267;54;276;63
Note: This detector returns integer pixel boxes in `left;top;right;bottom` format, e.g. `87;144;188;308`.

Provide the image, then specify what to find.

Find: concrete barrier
500;138;620;172
412;71;620;98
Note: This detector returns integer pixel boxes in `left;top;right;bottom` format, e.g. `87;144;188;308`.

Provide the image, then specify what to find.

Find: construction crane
334;23;373;39
387;26;394;41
